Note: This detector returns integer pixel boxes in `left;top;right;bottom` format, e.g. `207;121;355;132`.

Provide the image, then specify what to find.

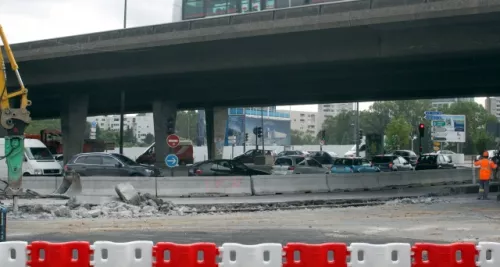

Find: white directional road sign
165;154;178;168
430;114;466;143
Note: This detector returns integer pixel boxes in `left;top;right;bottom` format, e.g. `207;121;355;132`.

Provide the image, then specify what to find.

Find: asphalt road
12;229;439;244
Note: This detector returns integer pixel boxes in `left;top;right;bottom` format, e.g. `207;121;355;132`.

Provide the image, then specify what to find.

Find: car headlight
144;169;153;175
34;169;43;175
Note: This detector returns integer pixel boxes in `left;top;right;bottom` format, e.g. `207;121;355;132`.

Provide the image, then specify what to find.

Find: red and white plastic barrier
0;241;497;267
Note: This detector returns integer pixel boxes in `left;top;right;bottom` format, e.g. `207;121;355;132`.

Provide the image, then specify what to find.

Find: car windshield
372;156;393;163
112;153;138;165
419;155;437;163
26;147;54;160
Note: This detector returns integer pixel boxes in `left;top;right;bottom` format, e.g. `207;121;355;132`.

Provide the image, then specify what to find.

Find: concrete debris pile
7;183;202;220
384;197;446;206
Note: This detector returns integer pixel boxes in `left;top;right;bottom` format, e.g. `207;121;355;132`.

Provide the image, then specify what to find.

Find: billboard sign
225;115;291;146
430;114;466;143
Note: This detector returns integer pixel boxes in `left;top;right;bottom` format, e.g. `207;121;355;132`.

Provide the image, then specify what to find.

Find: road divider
20;169;472;197
251;174;329;195
156;176;251;197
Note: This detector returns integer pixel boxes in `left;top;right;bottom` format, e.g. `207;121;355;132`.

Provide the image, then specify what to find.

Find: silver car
271;156;328;175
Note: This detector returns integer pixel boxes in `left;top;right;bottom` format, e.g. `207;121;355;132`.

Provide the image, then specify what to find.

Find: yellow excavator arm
0;24;32;211
0;24;31;127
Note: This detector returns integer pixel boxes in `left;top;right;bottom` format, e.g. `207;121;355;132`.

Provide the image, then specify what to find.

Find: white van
0;138;63;176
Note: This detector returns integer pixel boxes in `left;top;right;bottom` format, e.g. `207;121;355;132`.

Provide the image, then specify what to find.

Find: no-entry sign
167;134;180;148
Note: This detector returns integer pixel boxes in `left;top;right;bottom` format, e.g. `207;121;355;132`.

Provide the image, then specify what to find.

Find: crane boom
0;24;32;212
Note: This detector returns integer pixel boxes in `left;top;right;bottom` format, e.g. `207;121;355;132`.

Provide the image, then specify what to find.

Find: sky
0;0;486;113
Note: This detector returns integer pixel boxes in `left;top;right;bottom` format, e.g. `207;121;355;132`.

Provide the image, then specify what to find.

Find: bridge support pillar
60;94;89;165
152;100;177;169
205;107;228;160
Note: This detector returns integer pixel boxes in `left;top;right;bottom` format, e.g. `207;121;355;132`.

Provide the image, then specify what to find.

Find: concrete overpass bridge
4;0;500;163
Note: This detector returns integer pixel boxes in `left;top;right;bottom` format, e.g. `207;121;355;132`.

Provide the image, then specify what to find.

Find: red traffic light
419;123;424;128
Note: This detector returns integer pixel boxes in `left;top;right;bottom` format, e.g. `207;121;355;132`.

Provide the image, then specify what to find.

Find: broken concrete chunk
115;183;141;206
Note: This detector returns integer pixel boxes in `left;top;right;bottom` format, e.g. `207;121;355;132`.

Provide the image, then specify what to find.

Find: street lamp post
123;0;128;29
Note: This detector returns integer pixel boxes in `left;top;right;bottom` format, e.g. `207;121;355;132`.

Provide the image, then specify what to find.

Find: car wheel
23;172;31;176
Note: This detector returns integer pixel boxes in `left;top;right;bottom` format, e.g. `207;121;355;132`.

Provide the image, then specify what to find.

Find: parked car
65;152;160;177
415;153;456;170
371;154;414;172
271;156;328;175
331;157;380;173
392;150;418;166
188;159;269;176
233;149;276;164
308;151;337;166
277;150;308;157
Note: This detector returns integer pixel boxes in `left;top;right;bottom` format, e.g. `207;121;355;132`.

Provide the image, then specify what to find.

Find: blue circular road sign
91;121;97;127
165;154;178;168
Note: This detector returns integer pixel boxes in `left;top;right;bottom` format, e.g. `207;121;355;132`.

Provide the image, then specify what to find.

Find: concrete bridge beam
205;107;228;160
152;100;177;169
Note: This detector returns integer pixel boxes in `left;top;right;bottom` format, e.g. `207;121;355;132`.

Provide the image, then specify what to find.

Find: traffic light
167;117;175;135
359;129;363;141
257;127;263;138
418;123;425;137
245;133;249;142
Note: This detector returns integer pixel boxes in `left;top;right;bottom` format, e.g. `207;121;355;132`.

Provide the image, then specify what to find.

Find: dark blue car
331;157;380;173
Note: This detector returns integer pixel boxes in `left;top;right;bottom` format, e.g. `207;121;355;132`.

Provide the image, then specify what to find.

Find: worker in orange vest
474;150;498;200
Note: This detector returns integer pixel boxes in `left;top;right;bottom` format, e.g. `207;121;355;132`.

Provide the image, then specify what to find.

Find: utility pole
261;107;265;153
355;102;360;157
123;0;128;29
119;91;125;155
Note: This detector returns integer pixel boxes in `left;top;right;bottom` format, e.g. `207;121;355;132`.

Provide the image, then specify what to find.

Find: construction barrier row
21;169;472;197
0;241;498;267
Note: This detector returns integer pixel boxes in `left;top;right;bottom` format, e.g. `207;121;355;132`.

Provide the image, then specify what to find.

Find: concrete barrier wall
156;176;252;197
20;169;473;197
22;177;59;195
328;169;472;192
251;174;329;195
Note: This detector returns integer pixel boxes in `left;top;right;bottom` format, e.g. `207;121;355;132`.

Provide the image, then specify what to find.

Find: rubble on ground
6;183;207;220
384;197;447;206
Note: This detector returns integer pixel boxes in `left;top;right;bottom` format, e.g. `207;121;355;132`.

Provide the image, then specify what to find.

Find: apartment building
86;113;154;142
316;103;356;130
289;110;317;136
485;97;500;121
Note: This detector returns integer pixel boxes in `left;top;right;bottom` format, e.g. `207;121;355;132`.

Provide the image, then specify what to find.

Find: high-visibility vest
474;159;498;180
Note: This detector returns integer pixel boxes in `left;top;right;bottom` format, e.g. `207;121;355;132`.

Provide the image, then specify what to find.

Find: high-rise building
288;110;317;136
485;97;500;121
316;103;356;130
431;98;474;109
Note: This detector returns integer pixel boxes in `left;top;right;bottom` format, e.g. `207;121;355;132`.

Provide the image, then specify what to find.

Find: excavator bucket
54;172;82;196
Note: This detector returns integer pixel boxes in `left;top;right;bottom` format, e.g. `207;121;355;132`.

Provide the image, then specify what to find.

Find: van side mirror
23;156;27;162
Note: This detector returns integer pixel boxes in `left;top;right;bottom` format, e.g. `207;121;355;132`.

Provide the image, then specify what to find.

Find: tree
123;127;136;144
143;133;154;145
176;111;197;143
320;111;356;145
291;130;316;145
384;117;412;151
